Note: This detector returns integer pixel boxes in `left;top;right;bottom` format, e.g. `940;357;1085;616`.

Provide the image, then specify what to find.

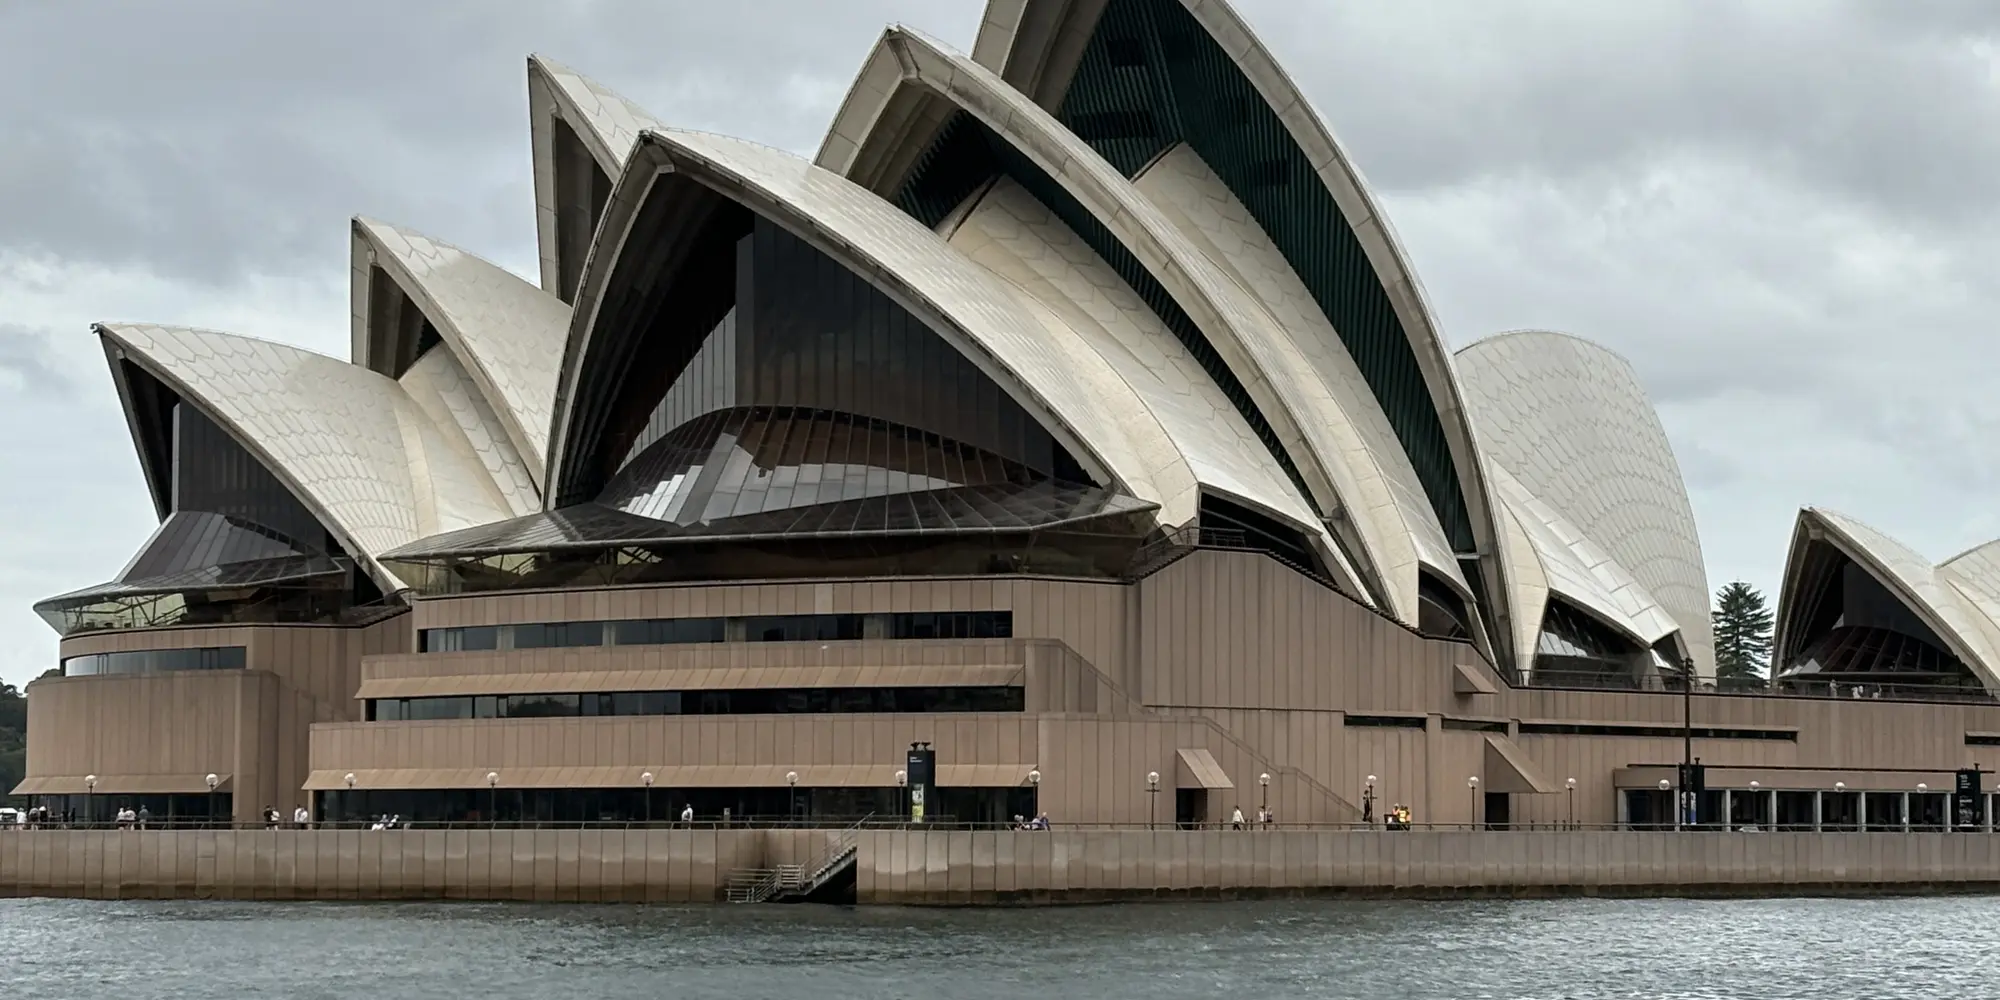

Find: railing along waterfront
10;818;2000;834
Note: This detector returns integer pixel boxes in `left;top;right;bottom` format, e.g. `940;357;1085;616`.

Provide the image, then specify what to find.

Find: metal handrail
18;818;2000;835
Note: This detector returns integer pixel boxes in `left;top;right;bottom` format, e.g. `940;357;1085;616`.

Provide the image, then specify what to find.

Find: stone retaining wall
3;829;1998;903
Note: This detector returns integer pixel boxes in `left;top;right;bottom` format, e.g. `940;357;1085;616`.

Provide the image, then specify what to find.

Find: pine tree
1711;581;1774;690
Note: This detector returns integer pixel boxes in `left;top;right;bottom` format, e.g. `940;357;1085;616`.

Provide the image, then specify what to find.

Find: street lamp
1467;775;1480;829
486;771;499;829
1364;775;1378;826
1917;782;1930;830
1565;777;1577;830
344;773;356;828
1259;772;1272;825
1146;771;1161;830
787;770;800;822
84;774;97;828
641;771;654;825
895;768;908;820
1749;780;1761;830
206;773;220;829
1028;768;1041;817
1658;778;1675;831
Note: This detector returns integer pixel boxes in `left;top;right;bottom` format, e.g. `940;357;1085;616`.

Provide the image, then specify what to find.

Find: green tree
0;681;23;806
1712;581;1774;690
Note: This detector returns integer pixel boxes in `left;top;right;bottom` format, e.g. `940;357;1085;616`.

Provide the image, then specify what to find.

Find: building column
1767;789;1777;830
1721;789;1733;830
1902;792;1911;833
1856;790;1867;831
1813;791;1823;832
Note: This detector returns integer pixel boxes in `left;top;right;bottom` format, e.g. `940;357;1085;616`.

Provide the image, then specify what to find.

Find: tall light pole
1364;775;1377;826
895;768;908;821
1680;653;1695;827
1259;772;1271;825
641;771;654;826
1467;776;1480;828
1565;777;1577;830
1660;778;1675;830
787;771;800;822
1146;771;1161;830
1919;781;1930;830
486;771;499;829
344;773;356;827
206;773;220;829
1028;768;1042;819
1748;780;1760;831
84;774;97;828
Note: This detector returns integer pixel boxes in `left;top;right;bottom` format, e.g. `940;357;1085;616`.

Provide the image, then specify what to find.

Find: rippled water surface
2;895;1996;998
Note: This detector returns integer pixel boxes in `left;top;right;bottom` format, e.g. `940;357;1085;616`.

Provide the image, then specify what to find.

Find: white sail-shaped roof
1778;508;2000;692
98;324;519;591
813;26;1477;626
1457;330;1713;676
550;128;1194;546
349;218;570;488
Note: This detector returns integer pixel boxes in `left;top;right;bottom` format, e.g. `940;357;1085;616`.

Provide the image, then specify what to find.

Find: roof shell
546;126;1192;536
1778;507;2000;691
349;218;571;488
1457;329;1712;675
812;25;1472;627
97;323;518;592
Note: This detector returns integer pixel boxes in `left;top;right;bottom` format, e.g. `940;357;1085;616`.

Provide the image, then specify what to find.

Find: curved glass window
368;685;1025;721
601;214;1087;492
1532;600;1643;687
1777;548;1982;693
62;646;246;677
603;406;1049;527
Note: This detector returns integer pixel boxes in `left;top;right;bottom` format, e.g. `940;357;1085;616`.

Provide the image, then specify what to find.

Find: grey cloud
1246;0;2000;232
0;324;75;396
0;0;980;285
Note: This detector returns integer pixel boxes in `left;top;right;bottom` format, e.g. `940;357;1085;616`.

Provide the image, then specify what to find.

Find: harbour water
1;895;1993;998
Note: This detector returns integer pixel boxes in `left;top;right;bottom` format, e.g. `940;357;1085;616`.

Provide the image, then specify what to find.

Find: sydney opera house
22;0;2000;834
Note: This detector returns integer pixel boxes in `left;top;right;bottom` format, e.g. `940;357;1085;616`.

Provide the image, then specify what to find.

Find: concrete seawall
2;830;1999;903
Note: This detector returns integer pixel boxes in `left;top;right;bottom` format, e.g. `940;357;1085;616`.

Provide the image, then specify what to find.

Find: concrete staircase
724;817;868;903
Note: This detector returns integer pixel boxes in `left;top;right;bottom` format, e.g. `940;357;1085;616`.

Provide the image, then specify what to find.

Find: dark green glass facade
1051;0;1475;552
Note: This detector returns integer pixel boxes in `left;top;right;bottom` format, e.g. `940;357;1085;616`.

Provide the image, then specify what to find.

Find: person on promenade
680;803;694;825
1031;813;1049;830
293;805;309;829
1231;806;1245;830
136;805;150;830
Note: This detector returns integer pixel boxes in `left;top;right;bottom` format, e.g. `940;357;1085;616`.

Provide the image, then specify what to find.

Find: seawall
1;829;1998;903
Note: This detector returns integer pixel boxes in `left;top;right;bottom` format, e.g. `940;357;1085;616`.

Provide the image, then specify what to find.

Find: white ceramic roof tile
957;2;1510;632
398;348;541;518
863;28;1456;625
1456;330;1713;674
948;176;1361;590
529;55;665;171
1489;463;1676;653
527;56;665;300
354;218;570;483
622;128;1167;519
1804;508;2000;689
100;324;518;590
1135;145;1466;603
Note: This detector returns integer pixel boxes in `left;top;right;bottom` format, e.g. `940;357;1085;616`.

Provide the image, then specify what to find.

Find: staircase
725;817;869;904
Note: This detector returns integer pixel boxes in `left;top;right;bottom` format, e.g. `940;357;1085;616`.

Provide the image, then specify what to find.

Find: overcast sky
4;0;1999;686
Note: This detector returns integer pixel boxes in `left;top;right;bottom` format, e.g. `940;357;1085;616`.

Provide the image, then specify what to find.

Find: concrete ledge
2;829;1998;904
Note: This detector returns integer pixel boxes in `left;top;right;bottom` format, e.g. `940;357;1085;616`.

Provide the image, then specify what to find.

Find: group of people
257;806;313;829
1009;813;1052;830
1227;806;1276;829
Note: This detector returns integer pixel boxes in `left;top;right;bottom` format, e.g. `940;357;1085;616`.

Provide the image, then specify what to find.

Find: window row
367;685;1027;721
62;645;247;677
419;610;1014;653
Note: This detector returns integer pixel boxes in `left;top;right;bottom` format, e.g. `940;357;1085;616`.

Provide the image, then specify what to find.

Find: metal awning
1483;735;1559;794
1176;748;1234;789
12;773;233;796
